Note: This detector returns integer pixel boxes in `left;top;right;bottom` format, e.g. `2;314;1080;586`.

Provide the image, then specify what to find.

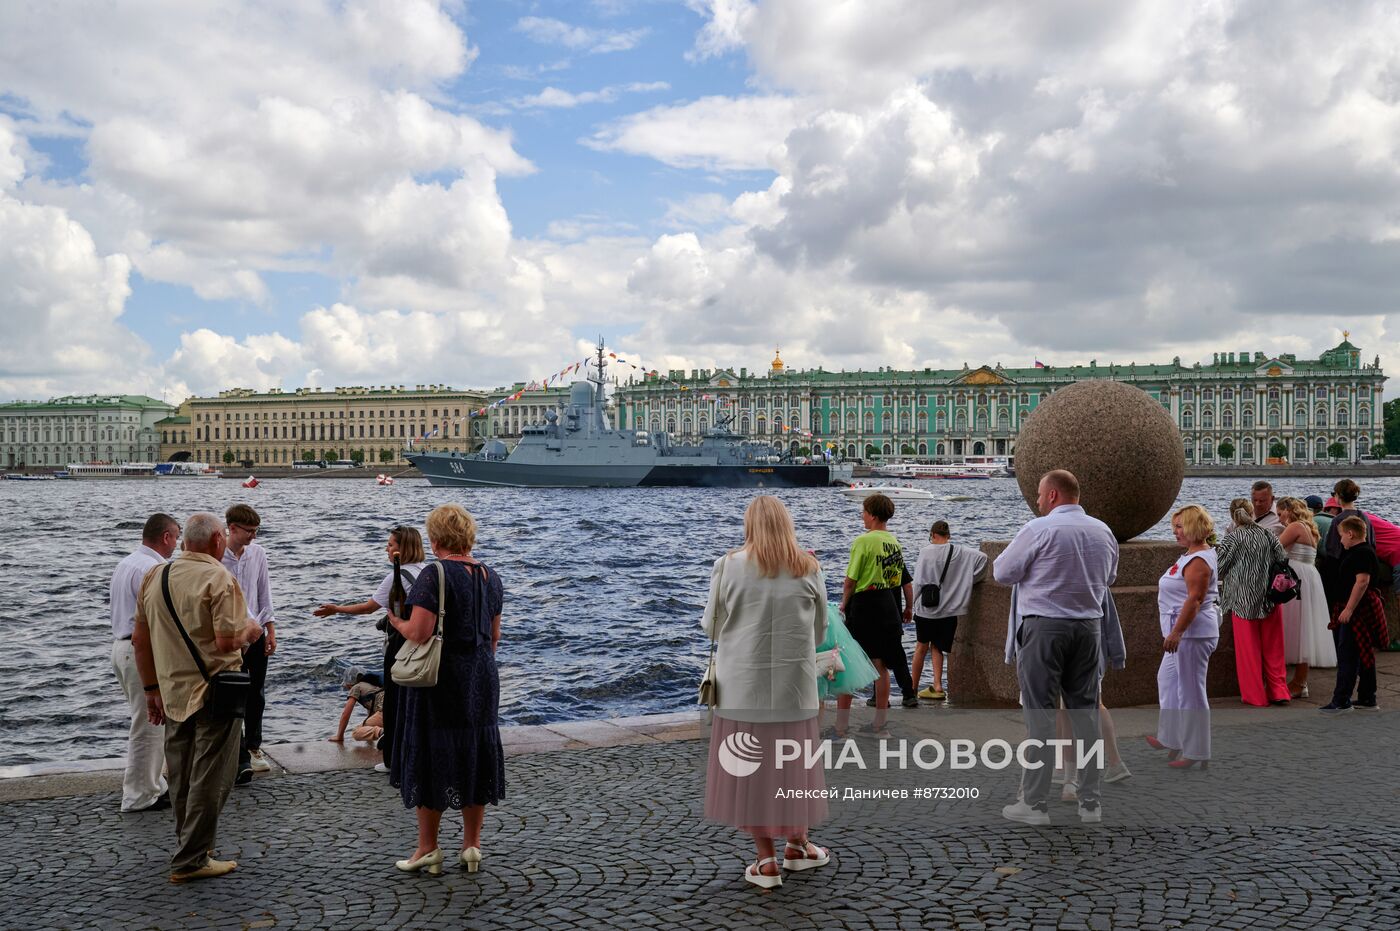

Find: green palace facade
0;395;173;469
613;339;1385;465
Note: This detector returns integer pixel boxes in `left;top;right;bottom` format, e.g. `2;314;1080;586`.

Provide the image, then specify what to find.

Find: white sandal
782;841;830;871
744;856;783;889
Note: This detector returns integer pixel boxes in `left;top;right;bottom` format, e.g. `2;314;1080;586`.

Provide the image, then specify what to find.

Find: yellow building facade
162;384;488;467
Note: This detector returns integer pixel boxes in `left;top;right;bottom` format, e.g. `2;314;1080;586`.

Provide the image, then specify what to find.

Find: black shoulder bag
160;564;252;719
919;546;956;611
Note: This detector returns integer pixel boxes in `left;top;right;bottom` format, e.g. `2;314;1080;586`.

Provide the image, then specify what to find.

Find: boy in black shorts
911;520;988;700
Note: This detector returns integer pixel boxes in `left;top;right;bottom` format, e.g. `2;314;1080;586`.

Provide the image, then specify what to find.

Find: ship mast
590;336;609;432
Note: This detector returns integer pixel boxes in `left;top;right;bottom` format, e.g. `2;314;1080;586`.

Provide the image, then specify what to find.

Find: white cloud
513;81;669;110
515;16;648;54
163;329;304;397
0;1;529;308
587;95;809;171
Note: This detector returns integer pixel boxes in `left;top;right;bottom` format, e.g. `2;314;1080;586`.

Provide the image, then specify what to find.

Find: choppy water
4;474;1397;765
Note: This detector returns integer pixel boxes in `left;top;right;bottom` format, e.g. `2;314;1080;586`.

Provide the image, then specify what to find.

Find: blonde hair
425;503;477;554
1173;504;1215;545
1228;497;1255;527
1275;496;1320;545
740;495;820;579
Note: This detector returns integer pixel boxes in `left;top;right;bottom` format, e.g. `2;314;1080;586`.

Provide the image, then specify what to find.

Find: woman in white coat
702;495;830;890
1147;504;1220;770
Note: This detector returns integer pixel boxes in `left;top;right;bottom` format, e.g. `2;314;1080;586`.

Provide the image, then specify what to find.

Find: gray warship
408;342;831;488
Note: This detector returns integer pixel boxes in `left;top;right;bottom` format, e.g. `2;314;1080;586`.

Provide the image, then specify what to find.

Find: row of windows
5;428;141;442
190;422;464;442
1180;385;1373;402
1181;406;1372;429
196;407;468;422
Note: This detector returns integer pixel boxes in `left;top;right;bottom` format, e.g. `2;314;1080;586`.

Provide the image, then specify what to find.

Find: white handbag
391;562;446;688
814;647;846;681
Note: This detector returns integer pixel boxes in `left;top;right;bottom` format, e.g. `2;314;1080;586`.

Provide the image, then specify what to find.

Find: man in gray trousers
994;470;1119;825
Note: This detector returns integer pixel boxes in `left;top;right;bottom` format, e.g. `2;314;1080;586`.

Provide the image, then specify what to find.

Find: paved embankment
4;657;1399;930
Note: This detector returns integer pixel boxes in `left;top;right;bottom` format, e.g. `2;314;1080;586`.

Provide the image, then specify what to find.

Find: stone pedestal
950;540;1241;708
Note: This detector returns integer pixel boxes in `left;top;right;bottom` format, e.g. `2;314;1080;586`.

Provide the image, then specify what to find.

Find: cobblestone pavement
4;708;1399;931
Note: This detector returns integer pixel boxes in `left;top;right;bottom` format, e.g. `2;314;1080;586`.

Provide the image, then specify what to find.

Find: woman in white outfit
1147;504;1219;770
1275;496;1337;698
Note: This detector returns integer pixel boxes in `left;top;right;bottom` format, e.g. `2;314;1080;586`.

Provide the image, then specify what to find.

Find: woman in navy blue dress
387;503;504;875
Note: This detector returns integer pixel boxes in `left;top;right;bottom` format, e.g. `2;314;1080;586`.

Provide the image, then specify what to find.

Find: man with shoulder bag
132;512;263;884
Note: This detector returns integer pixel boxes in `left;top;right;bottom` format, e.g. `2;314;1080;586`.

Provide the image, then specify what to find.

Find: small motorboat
376;474;394;486
241;475;259;488
838;483;937;502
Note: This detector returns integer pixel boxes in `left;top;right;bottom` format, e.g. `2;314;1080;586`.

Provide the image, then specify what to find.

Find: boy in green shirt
839;493;918;720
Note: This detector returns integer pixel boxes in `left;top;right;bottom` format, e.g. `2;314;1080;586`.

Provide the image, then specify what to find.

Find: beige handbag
391;562;446;687
697;555;727;709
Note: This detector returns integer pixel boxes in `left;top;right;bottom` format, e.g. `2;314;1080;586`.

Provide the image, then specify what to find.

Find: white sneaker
1001;801;1050;826
1060;781;1078;803
1104;761;1132;783
1077;802;1102;824
374;762;389;773
247;749;271;773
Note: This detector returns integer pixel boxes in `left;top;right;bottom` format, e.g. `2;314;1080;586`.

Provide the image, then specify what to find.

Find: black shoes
132;792;171;812
901;696;920;708
234;767;254;786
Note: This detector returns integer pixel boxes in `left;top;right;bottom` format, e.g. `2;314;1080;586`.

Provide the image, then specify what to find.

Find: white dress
1280;540;1337;668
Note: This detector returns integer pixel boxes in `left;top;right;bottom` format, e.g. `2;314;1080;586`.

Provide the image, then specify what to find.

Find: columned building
166;384;488;467
0;395;173;469
611;339;1385;465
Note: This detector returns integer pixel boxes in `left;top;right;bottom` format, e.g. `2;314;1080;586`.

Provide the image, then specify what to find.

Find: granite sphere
1014;380;1185;541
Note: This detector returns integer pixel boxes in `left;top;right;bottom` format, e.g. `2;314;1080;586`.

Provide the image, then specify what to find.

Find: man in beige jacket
133;512;263;883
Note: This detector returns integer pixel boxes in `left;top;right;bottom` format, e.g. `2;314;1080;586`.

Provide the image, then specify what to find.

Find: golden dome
770;348;784;371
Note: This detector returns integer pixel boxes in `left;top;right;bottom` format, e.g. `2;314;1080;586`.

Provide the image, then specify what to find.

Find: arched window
844;412;855;433
1203;388;1214;400
1315;407;1328;427
975;411;988;432
1359;436;1370;457
1359;406;1372;426
936;443;945;456
864;412;874;433
936;411;946;429
1202;409;1214;429
1182;410;1194;430
1243;437;1255;461
1242;407;1255;429
1316;437;1327;458
666;417;677;434
1337;409;1349;427
1222;409;1234;428
1223;388;1234;400
1295;407;1307;426
1183;439;1194;462
918;443;927;455
1182;388;1194;402
772;414;783;434
881;411;891;433
1268;407;1279;429
756;416;767;434
682;416;693;435
973;441;986;455
954;412;967;431
1294;437;1306;461
997;408;1009;429
899;413;910;433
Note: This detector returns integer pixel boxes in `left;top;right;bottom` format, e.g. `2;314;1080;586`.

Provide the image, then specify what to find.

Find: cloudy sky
2;0;1398;402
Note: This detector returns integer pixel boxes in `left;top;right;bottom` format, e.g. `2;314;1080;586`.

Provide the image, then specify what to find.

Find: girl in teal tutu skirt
816;603;879;736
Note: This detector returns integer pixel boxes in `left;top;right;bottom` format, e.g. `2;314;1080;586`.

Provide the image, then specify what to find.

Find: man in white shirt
109;512;180;811
223;504;277;783
1252;480;1282;536
994;470;1119;825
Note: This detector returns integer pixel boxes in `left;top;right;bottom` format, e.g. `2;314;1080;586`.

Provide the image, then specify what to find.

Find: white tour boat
839;483;938;502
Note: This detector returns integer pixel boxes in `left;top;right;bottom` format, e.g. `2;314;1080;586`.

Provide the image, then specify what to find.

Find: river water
4;474;1396;766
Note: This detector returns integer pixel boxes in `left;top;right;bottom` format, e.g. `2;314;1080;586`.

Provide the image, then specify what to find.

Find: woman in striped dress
1216;498;1289;706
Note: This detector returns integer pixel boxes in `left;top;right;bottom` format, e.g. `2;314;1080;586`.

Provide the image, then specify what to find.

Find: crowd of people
111;503;503;883
105;473;1392;887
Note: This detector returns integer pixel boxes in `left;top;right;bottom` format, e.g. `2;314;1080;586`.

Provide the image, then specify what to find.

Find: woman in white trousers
1148;505;1221;769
